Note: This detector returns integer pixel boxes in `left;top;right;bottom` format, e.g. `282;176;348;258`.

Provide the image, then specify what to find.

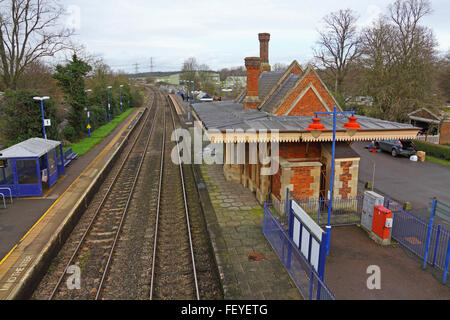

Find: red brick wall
272;165;282;199
276;70;336;116
290;167;315;200
440;122;450;145
279;142;321;159
338;161;353;199
291;64;303;75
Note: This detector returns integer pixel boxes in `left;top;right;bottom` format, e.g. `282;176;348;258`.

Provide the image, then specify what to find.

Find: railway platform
0;107;144;300
168;95;302;300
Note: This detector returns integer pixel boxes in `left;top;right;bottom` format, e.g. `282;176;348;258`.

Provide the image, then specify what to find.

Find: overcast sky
64;0;449;73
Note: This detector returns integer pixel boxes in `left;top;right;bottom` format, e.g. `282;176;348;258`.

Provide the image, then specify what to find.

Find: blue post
40;99;47;140
443;237;450;284
432;225;441;267
107;87;111;122
423;198;437;269
286;205;294;269
325;106;338;255
87;107;91;138
120;86;123;113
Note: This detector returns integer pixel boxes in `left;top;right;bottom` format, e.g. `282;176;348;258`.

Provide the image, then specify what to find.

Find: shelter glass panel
0;160;14;185
55;145;63;166
48;149;57;175
16;160;38;185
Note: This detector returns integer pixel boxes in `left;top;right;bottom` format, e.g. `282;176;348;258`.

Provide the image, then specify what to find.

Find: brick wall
440;121;450;145
276;70;336;116
338;161;353;199
279;142;321;159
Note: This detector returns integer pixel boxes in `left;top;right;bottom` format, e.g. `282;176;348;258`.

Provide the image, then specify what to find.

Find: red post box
372;205;393;240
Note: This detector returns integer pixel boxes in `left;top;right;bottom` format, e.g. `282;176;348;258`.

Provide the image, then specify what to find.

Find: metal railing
390;207;450;273
0;187;13;205
290;194;363;227
263;203;335;300
415;135;440;144
0;194;6;209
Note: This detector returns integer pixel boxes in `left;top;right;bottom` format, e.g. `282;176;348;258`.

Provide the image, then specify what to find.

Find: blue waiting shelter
0;138;65;198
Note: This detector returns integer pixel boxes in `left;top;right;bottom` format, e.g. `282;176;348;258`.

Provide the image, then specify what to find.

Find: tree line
0;0;143;147
313;0;448;122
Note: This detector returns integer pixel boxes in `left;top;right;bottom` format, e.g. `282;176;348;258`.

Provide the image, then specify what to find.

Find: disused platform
0;107;145;300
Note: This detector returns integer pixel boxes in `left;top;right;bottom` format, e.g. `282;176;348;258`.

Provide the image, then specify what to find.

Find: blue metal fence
263;202;335;300
390;207;450;274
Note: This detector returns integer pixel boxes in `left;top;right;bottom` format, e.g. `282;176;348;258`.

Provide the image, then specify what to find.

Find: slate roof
191;101;417;132
260;73;301;114
0;138;61;158
258;71;284;101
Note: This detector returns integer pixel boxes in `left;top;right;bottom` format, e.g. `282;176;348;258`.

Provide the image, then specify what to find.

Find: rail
48;91;156;300
0;188;13;205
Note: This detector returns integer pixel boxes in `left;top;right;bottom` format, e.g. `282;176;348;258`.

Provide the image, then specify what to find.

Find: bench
64;148;79;167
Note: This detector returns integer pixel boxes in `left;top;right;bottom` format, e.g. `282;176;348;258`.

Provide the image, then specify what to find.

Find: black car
375;140;417;157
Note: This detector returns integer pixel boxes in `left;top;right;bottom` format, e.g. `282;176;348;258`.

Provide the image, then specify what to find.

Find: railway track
32;88;221;300
43;88;158;300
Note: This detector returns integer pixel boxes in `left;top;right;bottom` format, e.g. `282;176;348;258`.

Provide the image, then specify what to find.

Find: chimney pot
258;33;271;72
243;57;261;110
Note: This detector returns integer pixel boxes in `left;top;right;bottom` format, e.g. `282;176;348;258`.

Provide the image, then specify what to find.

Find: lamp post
306;106;361;255
85;89;92;137
119;85;124;114
33;96;50;139
107;86;112;122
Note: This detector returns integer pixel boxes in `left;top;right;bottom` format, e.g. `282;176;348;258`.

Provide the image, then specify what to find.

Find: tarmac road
351;142;450;210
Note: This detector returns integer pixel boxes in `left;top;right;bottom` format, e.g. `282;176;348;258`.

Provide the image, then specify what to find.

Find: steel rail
95;92;160;300
48;89;157;300
149;92;166;300
167;94;200;300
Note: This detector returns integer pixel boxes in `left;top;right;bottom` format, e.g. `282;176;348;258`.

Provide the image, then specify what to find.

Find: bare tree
361;0;440;121
272;63;288;72
314;9;361;96
0;0;73;89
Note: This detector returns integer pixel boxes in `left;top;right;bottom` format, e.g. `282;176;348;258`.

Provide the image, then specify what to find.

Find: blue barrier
263;202;335;300
390;206;450;283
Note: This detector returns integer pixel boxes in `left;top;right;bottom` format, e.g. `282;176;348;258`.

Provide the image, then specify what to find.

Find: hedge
414;140;450;161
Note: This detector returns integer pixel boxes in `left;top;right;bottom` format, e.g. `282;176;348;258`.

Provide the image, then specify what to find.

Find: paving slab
325;225;450;300
199;164;302;300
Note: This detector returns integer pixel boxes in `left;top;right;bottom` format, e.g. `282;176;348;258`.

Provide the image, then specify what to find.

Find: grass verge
64;108;135;156
426;155;450;167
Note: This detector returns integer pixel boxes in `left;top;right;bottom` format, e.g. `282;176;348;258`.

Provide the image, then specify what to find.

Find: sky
63;0;449;73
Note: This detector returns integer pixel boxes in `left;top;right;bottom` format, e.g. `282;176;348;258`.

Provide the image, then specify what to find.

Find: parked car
375;140;417;157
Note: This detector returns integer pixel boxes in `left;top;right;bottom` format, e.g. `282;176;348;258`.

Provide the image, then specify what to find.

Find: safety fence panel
263;202;335;300
391;208;450;273
291;194;363;227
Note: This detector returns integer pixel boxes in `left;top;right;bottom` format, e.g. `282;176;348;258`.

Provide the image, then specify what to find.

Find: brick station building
191;33;420;204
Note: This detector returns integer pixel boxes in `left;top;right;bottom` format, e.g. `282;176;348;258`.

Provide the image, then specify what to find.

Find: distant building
347;96;374;107
408;107;450;145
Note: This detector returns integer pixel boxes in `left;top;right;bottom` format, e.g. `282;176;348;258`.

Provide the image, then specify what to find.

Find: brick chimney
259;33;271;72
243;57;261;110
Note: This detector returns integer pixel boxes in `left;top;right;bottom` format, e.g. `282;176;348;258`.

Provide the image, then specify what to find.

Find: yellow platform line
0;109;141;266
